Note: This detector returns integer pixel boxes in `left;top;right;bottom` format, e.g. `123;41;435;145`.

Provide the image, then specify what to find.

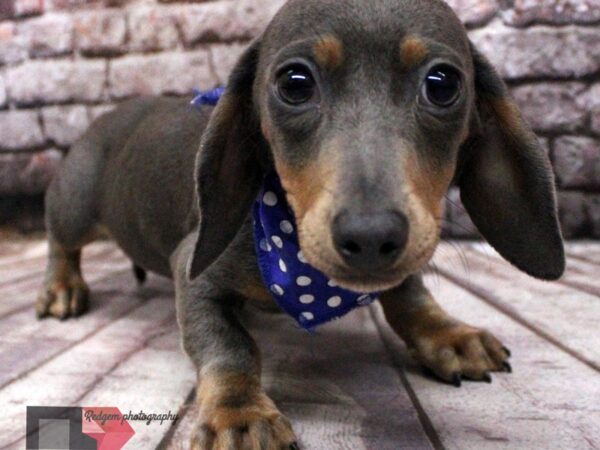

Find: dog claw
503;362;512;373
502;346;512;357
289;442;300;450
452;373;462;387
411;323;510;387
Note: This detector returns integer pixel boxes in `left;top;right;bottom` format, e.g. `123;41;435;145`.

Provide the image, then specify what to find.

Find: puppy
37;0;565;448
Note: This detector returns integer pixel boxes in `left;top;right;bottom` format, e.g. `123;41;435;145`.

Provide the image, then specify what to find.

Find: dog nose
332;210;409;270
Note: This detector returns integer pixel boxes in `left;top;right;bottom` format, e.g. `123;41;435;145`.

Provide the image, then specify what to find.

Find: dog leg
37;128;108;319
380;274;511;386
36;236;89;319
173;239;298;450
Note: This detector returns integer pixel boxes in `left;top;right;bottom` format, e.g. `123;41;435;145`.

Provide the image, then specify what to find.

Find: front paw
191;390;298;450
408;322;511;386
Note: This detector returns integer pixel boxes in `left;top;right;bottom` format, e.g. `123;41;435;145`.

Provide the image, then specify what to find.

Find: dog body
38;0;565;448
45;97;212;277
43;94;267;305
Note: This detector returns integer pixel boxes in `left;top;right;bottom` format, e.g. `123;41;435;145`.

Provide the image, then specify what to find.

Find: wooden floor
1;238;599;449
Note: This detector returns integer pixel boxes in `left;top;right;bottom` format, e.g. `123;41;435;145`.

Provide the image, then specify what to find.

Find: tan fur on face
276;159;333;224
382;141;455;288
276;154;345;281
405;153;454;221
274;140;454;293
314;36;344;70
400;36;428;68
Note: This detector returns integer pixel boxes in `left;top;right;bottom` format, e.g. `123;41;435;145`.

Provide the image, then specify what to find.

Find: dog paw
191;392;298;450
36;278;89;320
409;321;511;386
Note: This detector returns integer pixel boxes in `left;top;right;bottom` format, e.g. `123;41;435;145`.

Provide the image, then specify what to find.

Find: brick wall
0;0;599;237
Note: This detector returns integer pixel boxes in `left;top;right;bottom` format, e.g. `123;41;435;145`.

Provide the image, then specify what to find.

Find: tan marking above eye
314;35;344;70
400;36;428;68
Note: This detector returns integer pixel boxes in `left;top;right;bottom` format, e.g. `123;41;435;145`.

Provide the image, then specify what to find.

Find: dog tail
133;264;147;285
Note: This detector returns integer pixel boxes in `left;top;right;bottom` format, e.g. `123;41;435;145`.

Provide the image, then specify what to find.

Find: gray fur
39;0;563;447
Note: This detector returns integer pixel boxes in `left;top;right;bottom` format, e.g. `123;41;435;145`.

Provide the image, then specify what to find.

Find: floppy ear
188;40;268;279
458;44;565;280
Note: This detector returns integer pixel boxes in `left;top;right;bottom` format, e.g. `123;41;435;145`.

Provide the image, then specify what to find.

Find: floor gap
369;306;446;450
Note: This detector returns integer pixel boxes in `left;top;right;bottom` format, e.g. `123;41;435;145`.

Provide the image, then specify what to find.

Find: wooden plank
0;268;157;389
466;242;600;297
0;231;45;258
0;241;121;289
0;277;181;448
4;238;597;449
372;275;600;450
0;240;47;269
162;305;436;450
77;328;196;449
431;242;600;371
565;241;600;265
0;244;132;319
161;402;196;450
549;250;600;298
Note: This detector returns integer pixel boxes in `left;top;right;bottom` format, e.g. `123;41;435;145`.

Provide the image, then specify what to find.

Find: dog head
189;0;565;290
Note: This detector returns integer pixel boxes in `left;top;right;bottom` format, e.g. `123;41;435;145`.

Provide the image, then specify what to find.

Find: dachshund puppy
37;0;564;448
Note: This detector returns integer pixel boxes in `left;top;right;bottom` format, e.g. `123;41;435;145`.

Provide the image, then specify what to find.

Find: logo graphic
26;406;135;450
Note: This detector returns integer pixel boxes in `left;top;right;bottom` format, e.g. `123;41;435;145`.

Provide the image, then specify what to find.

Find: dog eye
424;65;461;107
277;66;316;105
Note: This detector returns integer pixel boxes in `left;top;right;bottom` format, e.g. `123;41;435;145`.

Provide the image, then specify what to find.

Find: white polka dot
259;238;271;252
280;220;294;234
270;284;284;296
357;294;374;306
327;296;342;308
296;276;312;287
279;259;287;272
297;251;307;263
328;280;338;287
299;294;315;304
271;235;283;248
263;191;278;206
301;312;314;321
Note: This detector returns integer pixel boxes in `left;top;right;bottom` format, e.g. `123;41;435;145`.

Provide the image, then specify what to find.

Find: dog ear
458;44;565;280
188;40;267;279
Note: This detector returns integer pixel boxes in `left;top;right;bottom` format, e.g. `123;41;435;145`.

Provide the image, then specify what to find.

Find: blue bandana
193;88;378;330
252;173;378;330
191;87;225;108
